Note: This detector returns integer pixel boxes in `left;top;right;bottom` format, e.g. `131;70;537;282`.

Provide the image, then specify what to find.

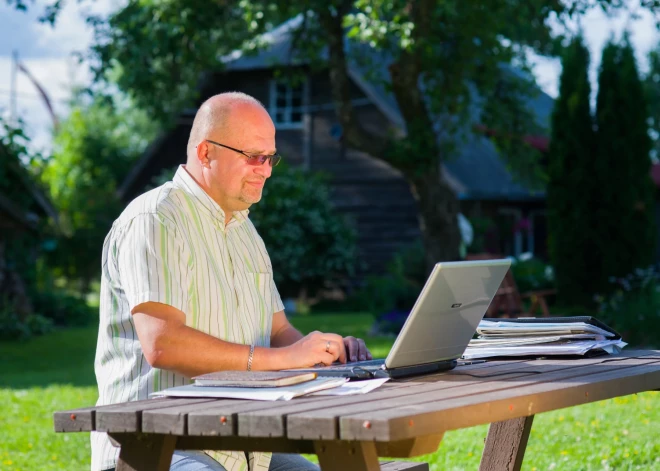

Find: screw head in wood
363;421;371;429
70;414;76;421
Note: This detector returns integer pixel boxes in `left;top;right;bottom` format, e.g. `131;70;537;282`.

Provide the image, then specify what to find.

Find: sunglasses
205;140;282;167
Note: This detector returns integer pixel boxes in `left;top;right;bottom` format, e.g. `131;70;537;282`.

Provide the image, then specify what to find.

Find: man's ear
196;141;210;168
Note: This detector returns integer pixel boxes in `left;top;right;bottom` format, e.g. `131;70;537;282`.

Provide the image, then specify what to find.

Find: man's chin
239;192;262;205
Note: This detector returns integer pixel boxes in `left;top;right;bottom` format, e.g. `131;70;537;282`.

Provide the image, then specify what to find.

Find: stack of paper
462;319;627;359
152;377;349;401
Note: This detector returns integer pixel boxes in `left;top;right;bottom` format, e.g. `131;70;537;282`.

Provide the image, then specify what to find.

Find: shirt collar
173;165;249;227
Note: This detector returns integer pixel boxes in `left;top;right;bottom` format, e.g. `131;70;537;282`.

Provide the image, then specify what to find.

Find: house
0;140;59;317
118;16;554;278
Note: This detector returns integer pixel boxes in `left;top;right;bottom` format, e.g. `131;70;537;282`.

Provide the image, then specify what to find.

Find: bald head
187;92;267;162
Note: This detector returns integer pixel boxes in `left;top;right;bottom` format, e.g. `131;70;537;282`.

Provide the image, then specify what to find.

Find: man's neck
183;165;233;226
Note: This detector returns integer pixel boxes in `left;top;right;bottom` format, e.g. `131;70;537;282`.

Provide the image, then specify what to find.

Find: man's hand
282;331;347;367
343;336;373;362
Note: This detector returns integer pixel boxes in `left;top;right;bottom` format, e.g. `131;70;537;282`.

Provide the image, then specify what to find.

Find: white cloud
530;6;660;99
0;0;118;151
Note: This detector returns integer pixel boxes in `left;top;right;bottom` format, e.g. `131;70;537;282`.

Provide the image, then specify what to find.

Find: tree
85;1;566;271
41;94;157;292
10;0;660;271
644;43;660;161
595;36;656;285
547;35;600;307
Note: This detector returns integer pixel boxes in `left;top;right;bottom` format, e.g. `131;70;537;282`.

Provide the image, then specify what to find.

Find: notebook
192;371;317;388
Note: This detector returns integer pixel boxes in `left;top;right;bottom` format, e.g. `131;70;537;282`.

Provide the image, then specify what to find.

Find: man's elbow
139;329;179;370
143;345;170;369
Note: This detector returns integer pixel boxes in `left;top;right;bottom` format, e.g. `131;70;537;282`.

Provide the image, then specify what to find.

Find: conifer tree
595;36;656;284
547;35;599;306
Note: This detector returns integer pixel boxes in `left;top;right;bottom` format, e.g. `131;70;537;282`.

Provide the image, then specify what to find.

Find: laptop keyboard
322;359;385;370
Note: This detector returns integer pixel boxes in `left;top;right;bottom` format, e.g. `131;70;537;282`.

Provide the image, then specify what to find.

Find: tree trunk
412;173;462;273
318;4;462;271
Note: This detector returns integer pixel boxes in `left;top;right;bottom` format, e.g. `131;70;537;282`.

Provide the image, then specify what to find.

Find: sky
0;1;659;152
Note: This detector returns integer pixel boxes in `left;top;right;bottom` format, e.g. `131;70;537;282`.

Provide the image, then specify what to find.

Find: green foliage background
547;36;600;307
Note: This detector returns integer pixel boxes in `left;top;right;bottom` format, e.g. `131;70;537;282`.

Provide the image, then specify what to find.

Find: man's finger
357;338;369;361
344;336;360;362
323;339;343;363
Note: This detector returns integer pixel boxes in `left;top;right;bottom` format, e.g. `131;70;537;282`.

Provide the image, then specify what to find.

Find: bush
595;266;660;347
0;305;54;341
250;164;358;298
30;289;96;327
510;253;555;293
354;241;427;335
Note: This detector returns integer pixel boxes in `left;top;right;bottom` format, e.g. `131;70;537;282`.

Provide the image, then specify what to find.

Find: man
91;92;371;471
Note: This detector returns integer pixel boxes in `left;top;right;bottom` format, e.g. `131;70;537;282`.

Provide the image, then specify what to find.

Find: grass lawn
1;313;658;471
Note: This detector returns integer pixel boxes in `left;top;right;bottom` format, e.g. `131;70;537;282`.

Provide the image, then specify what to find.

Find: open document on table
151;377;391;401
462;317;627;359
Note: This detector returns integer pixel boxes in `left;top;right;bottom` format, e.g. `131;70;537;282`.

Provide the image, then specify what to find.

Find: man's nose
254;161;273;178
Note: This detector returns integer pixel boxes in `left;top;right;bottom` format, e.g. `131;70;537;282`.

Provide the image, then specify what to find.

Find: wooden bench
467;253;556;317
55;350;660;471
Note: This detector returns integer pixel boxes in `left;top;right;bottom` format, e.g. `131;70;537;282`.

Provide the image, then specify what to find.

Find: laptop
291;259;511;380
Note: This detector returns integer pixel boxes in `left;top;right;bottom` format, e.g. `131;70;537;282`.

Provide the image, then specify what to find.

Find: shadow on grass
1;326;98;389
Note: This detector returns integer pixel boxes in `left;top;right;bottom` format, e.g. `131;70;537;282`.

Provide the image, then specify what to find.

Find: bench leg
110;433;176;471
315;440;380;471
479;415;534;471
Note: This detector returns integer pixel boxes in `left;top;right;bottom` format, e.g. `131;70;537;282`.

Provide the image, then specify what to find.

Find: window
269;79;306;129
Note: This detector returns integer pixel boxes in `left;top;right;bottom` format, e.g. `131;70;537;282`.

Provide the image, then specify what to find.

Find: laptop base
310;359;457;380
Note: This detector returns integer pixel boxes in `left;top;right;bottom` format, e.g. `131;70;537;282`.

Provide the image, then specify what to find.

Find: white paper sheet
151;377;348;401
476;320;614;338
309;378;390;396
462;339;627;359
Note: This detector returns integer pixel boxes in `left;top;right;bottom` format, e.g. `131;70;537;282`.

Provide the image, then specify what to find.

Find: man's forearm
270;324;304;348
143;319;289;377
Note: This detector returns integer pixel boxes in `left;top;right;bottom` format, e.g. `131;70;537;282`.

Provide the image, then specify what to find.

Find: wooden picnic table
54;350;660;471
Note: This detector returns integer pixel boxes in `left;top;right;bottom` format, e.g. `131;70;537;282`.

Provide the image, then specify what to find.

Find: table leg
110;433;177;471
314;440;380;471
479;415;535;471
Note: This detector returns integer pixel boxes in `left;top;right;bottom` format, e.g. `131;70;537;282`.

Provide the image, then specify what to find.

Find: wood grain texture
339;359;660;441
380;462;429;471
141;400;239;435
314;440;380;471
97;398;217;433
53;405;96;432
286;357;634;440
479;416;534;471
110;433;176;471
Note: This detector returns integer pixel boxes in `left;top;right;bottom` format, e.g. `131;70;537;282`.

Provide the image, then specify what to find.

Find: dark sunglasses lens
246;155;281;166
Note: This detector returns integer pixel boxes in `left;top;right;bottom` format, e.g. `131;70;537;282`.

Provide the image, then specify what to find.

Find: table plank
54;405;97;432
286;356;659;440
185;361;532;438
234;359;590;439
339;359;660;441
96;398;218;433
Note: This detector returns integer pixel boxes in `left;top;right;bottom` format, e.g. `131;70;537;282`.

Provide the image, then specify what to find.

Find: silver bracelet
247;344;255;371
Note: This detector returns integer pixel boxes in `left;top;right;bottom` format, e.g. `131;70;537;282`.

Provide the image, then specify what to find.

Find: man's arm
270;310;304;347
132;302;347;377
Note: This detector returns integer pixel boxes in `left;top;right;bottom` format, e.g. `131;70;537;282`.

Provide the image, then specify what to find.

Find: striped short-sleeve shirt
91;165;284;471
